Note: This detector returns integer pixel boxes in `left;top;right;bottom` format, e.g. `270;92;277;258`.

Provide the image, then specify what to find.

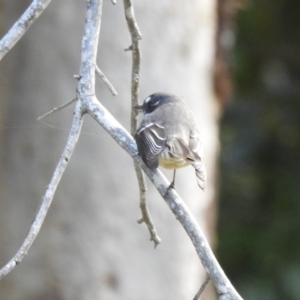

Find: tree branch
0;0;103;280
0;0;51;61
37;97;77;120
95;64;117;96
0;100;84;279
77;0;102;98
123;0;161;248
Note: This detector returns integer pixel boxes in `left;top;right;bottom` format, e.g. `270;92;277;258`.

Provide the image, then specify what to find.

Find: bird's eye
144;96;152;103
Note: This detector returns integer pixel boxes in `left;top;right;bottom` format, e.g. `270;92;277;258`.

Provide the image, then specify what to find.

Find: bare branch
95;65;117;96
0;0;51;61
123;0;142;42
123;0;142;151
136;166;161;248
123;0;141;133
122;0;160;247
74;0;243;297
193;274;210;300
0;0;103;280
37;97;77;120
0;101;84;279
77;0;102;97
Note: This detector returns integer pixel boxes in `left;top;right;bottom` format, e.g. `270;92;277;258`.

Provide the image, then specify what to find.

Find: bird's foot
167;181;175;191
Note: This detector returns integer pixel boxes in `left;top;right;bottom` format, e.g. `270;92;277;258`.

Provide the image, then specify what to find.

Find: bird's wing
189;130;206;189
167;137;196;161
167;134;206;190
188;130;203;161
135;122;166;169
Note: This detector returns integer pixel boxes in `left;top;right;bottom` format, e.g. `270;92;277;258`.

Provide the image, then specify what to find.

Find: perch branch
85;95;243;300
37;97;77;120
0;0;51;61
123;0;160;248
0;101;84;279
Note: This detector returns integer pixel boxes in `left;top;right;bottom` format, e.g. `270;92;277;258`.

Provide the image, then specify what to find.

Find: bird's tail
192;162;206;190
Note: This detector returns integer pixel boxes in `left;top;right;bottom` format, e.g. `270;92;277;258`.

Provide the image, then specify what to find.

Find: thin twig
0;0;51;61
0;101;84;279
123;0;142;42
122;0;160;248
136;165;161;248
193;274;210;300
95;64;117;96
124;45;133;51
37;97;77;120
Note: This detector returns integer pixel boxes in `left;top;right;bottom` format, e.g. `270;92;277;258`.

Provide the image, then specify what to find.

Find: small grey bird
134;93;206;190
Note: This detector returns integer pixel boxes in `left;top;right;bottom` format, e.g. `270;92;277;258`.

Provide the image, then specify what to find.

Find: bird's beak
134;104;143;110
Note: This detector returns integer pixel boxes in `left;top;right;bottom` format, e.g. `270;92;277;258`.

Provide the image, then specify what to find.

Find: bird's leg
169;169;176;189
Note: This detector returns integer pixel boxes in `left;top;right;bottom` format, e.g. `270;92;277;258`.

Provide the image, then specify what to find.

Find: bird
134;92;206;190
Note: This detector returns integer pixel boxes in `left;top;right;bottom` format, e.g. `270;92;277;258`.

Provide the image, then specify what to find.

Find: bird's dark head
135;93;182;115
